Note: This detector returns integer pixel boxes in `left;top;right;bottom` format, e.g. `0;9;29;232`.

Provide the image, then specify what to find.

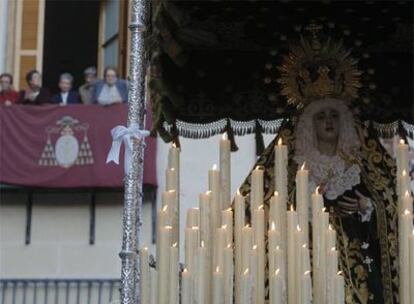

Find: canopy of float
149;0;413;145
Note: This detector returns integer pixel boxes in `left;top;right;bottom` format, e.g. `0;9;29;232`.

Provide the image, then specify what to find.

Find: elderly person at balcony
79;66;97;104
18;70;51;105
0;73;19;106
93;66;128;106
52;73;80;105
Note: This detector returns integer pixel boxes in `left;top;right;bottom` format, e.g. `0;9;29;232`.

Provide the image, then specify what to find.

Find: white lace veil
293;98;361;199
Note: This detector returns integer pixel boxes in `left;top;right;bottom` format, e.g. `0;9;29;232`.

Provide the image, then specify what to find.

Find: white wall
0;133;275;279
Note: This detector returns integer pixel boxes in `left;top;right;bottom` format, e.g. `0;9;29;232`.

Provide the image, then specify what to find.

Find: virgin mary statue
237;28;398;304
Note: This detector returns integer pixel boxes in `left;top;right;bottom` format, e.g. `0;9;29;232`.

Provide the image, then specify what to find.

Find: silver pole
120;1;149;304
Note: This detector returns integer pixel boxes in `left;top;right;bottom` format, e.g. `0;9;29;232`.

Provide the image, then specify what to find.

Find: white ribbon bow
106;124;150;174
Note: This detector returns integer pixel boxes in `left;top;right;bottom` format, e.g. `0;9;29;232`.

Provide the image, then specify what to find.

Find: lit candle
253;206;265;304
220;132;231;210
169;243;179;304
222;208;233;245
311;186;323;304
157;226;172;304
240;269;252;304
296;163;309;242
197;241;208;304
251;166;264;213
214;226;226;271
162;190;178;246
185;226;199;272
274;137;288;200
318;209;329;301
397;139;409;195
325;224;337;255
294;226;305;303
209;164;221;231
223;244;234;304
335;271;345;304
168;143;180;172
199;192;212;303
213;266;224;304
234;190;245;304
300;270;312;304
186;207;200;228
287;205;298;304
399;170;411;198
399;209;412;304
269;221;280;253
157;205;169;263
140;247;150;304
270;191;286;250
400;190;413;215
165;168;177;192
241;225;253;271
270;269;283;304
181;268;192;304
326;247;338;304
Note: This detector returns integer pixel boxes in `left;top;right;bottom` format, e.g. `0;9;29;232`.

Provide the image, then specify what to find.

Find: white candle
168;143;180;171
241;225;253;271
270;192;286;250
157;226;172;304
335;272;345;304
326;247;338;304
295;226;305;304
209;164;221;231
397;139;409;195
240;269;252;304
197;242;208;304
251;166;264;212
311;187;323;304
399;209;412;304
222;208;233;245
270;269;283;304
220;132;231;210
199;192;212;303
234;191;245;304
213;266;224;304
325;224;337;254
181;268;192;304
140;247;150;304
165;168;177;192
150;268;157;304
253;206;265;304
162;190;178;246
400;190;413;214
269;221;280;253
287;205;298;304
185;226;199;272
214;226;226;271
157;206;169;264
224;245;234;304
300;270;312;304
186;207;200;228
296;163;309;242
169;243;179;304
274;137;288;200
318;209;329;301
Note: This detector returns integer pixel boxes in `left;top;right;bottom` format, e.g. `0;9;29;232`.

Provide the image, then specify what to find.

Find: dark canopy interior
149;0;413;143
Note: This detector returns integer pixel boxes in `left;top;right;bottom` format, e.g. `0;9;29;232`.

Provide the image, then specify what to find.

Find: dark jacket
51;91;80;104
18;88;51;105
92;79;128;104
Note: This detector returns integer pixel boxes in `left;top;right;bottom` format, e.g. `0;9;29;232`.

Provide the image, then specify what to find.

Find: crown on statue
277;23;362;108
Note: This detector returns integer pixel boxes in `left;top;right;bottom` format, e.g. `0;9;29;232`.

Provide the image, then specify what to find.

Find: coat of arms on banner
39;116;94;168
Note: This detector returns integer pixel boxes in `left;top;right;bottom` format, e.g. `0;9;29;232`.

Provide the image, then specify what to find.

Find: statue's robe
235;118;399;304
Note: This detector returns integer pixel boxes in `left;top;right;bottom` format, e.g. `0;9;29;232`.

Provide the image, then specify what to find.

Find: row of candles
139;136;414;304
396;140;414;304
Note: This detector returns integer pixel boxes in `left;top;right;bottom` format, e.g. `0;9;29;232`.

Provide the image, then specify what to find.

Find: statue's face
312;107;340;143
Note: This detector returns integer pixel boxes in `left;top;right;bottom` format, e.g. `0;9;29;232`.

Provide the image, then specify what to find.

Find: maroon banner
0;104;157;188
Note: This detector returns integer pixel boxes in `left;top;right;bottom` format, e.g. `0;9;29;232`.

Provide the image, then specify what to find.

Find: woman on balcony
93;66;128;106
17;70;51;105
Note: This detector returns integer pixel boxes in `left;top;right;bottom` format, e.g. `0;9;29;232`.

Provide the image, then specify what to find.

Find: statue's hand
337;195;359;217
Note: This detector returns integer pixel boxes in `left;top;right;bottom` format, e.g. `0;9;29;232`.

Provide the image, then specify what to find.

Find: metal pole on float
120;0;149;303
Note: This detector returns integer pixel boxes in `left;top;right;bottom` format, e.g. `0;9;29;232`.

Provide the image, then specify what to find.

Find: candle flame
275;268;280;276
274;191;279;196
165;226;173;230
328;224;333;230
205;190;212;195
271;221;276;231
237;188;241;195
302;243;307;248
191;226;199;230
244;224;251;229
258;205;264;210
172;242;178;247
400;139;405;145
404;209;410;215
412;229;414;235
162;205;168;211
322;207;326;212
331;247;336;251
183;268;188;273
143;247;148;250
169;167;175;172
172;142;177;148
304;270;311;275
290;204;295;211
226;208;232;212
244;268;249;275
337;271;343;276
276;246;280;250
301;162;306;170
405;190;410;197
201;240;205;247
296;225;301;232
216;266;220;273
212;164;218;170
222;225;228;229
277;138;283;146
227;243;232;249
168;189;176;194
315;186;320;194
222;132;228;140
402;170;407;176
252;245;258;250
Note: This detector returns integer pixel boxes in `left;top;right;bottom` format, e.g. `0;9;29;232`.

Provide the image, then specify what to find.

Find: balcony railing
0;279;120;304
